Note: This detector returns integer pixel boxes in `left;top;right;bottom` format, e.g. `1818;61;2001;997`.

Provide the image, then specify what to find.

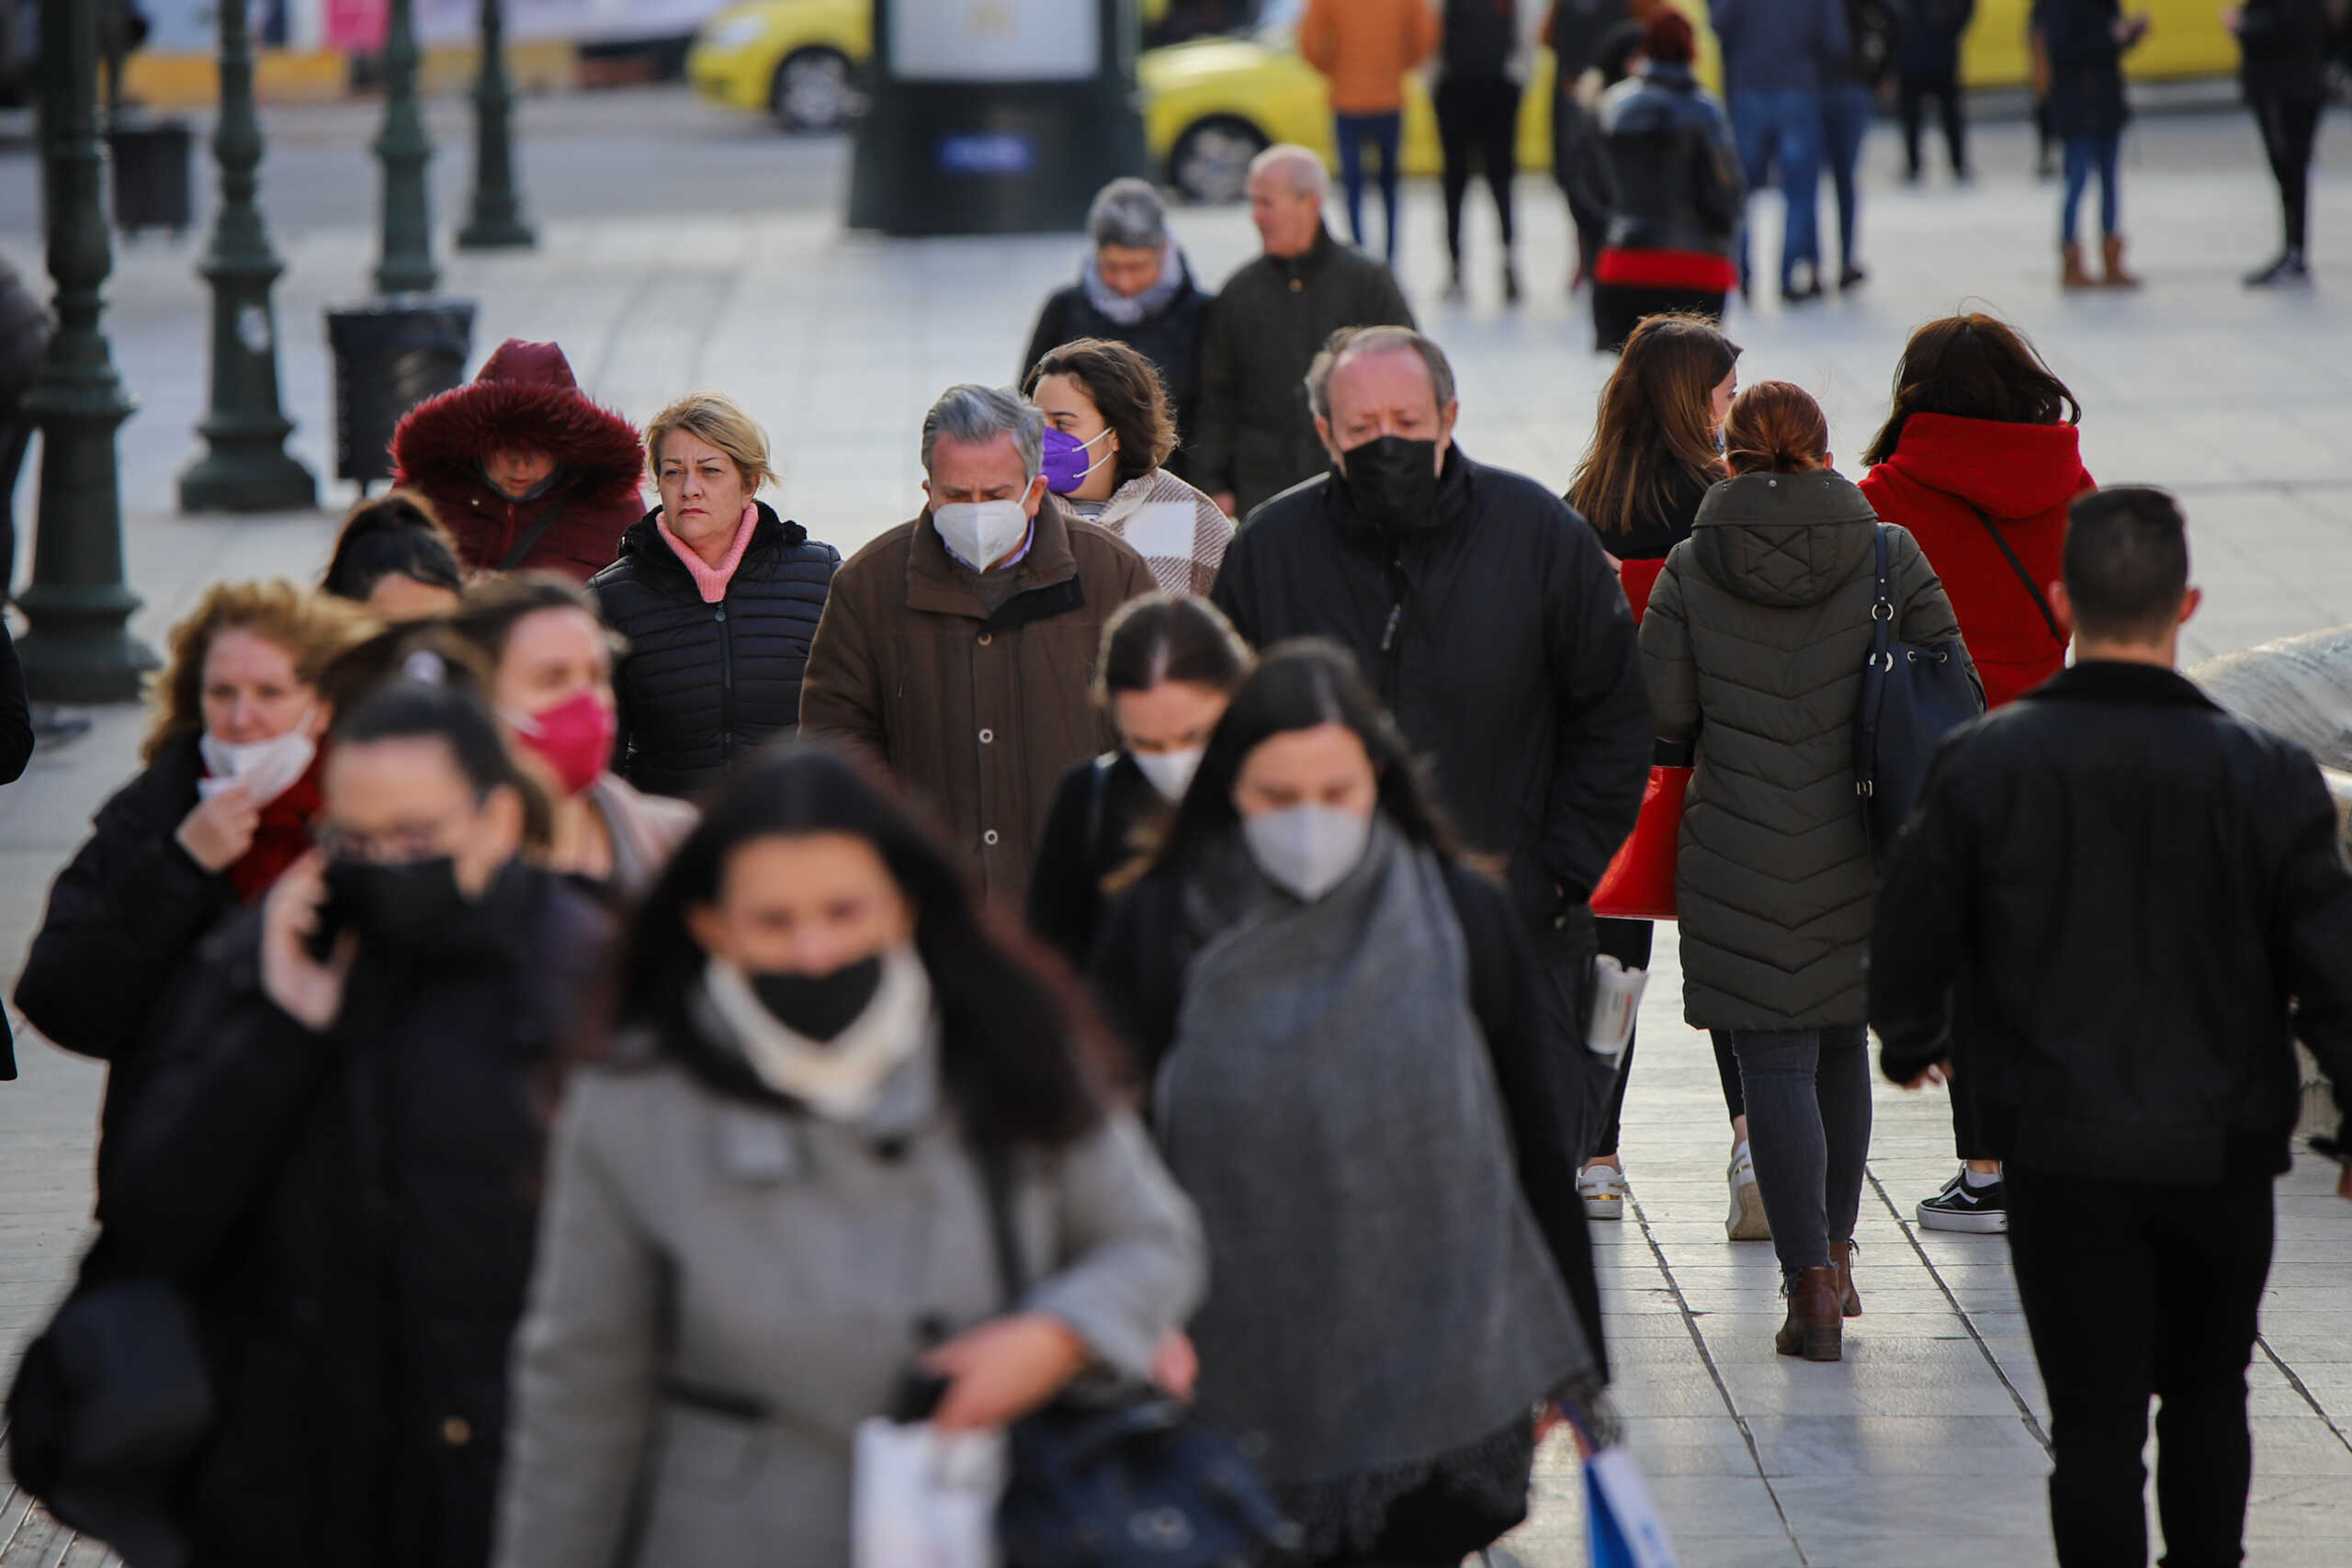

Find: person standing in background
2035;0;2150;289
1191;147;1417;521
1822;0;1896;291
1435;0;1528;304
2229;0;2335;286
1897;0;1976;182
1712;0;1850;302
1300;0;1442;265
1545;0;1639;291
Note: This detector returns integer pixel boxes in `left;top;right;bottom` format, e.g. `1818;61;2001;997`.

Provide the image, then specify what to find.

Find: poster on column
889;0;1099;81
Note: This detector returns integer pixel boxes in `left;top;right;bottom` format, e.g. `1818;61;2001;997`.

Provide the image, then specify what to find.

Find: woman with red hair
1587;9;1747;351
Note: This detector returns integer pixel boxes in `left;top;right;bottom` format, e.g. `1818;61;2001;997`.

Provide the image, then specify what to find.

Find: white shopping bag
852;1417;1009;1568
1585;1442;1679;1568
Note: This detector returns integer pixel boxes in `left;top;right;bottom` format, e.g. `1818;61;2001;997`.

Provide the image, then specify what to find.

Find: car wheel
1170;116;1269;204
770;48;857;131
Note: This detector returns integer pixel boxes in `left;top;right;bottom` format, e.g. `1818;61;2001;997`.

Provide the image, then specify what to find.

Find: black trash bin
109;118;195;237
325;299;476;488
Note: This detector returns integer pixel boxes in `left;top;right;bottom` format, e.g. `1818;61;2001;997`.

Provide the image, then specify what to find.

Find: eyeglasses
311;808;475;866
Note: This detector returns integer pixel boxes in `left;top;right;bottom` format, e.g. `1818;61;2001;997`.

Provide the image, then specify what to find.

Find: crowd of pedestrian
5;29;2352;1566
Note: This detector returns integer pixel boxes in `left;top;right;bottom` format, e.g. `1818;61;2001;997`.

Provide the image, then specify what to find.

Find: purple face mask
1041;426;1114;494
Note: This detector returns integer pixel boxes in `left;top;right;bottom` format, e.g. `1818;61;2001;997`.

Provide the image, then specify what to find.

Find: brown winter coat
390;339;646;581
798;501;1155;902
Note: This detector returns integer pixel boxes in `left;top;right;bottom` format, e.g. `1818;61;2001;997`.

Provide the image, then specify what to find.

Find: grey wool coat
492;1038;1204;1568
1639;471;1973;1030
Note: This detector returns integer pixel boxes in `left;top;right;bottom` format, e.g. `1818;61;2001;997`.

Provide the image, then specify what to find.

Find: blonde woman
590;391;840;798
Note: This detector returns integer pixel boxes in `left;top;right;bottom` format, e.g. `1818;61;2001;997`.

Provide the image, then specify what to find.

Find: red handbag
1590;741;1694;921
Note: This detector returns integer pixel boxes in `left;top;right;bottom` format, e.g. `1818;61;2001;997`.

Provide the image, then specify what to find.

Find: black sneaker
1917;1168;2007;1234
1838;263;1868;292
2245;249;2310;288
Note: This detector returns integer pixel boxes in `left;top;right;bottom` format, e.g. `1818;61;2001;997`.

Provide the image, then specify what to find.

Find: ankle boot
2101;234;2141;288
2061;242;2097;290
1829;1239;1861;1318
1775;1266;1844;1361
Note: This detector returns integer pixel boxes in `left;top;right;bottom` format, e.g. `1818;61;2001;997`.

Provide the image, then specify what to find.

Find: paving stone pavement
4;96;2351;1564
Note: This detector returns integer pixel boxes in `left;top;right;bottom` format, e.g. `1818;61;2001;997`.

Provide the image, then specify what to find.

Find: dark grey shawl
1156;818;1592;1556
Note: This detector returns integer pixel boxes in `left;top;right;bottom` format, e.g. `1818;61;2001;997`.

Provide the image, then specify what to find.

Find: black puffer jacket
1021;257;1213;479
1595;64;1747;258
590;503;839;799
96;865;610;1568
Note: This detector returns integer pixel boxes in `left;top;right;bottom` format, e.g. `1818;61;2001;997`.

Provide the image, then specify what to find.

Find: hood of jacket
1690;470;1880;608
615;501;807;585
390;338;646;508
1872;413;2091;522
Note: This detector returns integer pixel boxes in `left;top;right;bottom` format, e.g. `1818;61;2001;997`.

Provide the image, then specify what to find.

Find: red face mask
512;688;615;797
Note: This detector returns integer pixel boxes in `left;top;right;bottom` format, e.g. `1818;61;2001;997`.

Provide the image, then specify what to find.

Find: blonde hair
644;391;778;492
144;580;379;764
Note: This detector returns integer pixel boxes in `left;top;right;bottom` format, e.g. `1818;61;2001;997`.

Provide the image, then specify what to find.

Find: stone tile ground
3;93;2350;1563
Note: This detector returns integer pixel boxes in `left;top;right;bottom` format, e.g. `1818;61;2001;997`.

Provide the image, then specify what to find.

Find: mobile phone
888;1366;953;1424
306;887;350;964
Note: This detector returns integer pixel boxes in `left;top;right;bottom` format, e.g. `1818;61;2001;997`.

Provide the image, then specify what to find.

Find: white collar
699;945;935;1123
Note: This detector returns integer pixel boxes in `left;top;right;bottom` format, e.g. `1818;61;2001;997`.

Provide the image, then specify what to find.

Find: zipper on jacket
716;600;735;764
1378;552;1408;702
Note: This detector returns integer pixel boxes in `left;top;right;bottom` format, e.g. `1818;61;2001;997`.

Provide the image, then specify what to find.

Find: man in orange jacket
1302;0;1442;264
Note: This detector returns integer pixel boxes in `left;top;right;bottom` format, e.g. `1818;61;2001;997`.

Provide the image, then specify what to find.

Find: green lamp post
15;0;155;702
375;0;439;294
458;0;537;251
179;0;318;513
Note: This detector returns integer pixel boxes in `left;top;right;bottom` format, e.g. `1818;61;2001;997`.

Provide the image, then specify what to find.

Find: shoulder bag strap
976;1141;1032;1310
1968;505;2064;645
497;493;573;573
1858;525;1894;800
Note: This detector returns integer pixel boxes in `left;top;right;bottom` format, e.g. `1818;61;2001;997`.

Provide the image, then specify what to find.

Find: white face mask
933;499;1033;572
1242;803;1373;903
1129;746;1204;804
198;712;318;807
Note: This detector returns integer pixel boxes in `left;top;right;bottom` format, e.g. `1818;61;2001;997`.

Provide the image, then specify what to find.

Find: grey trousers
1723;1025;1872;1279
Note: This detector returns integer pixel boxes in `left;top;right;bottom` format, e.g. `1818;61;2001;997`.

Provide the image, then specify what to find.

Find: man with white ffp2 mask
800;384;1156;904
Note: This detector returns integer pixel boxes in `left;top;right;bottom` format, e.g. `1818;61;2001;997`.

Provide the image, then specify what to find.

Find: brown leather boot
1830;1239;1861;1318
2061;243;2097;290
2101;235;2142;288
1774;1266;1844;1361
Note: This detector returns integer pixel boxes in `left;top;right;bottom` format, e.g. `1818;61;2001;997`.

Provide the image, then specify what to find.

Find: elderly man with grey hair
800;384;1154;901
1211;324;1653;1168
1192;144;1415;522
1021;177;1213;480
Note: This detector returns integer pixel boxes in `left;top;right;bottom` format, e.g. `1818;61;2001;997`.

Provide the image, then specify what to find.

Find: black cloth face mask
325;855;474;955
1337;435;1442;533
748;954;886;1043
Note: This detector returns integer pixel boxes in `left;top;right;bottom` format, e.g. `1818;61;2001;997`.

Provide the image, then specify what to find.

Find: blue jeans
1728;90;1825;294
1722;1025;1871;1280
1334;110;1403;262
2062;130;2121;244
1820;83;1876;273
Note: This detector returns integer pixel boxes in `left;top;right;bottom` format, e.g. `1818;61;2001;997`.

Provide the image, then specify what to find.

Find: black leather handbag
978;1148;1295;1568
1854;525;1984;857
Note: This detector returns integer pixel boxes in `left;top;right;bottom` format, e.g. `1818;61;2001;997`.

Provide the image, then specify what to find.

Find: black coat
2033;0;2132;138
0;613;26;1076
1210;448;1652;927
590;502;840;799
1025;751;1165;971
1021;261;1214;480
1871;661;2352;1181
15;735;232;1110
1594;64;1746;259
1895;0;1975;78
2235;0;2332;100
1091;853;1607;1381
95;864;610;1568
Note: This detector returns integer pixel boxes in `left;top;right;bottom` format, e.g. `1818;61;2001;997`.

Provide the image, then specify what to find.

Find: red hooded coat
390;339;645;581
1859;413;2095;710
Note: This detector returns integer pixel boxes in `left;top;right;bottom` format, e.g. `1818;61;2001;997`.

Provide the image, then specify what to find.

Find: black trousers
2007;1164;2275;1568
1898;69;1967;176
2250;92;2324;253
1527;911;1605;1168
1590;918;1748;1157
1435;75;1521;265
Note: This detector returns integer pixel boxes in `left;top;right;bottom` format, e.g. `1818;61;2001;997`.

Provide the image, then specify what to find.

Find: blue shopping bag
1584;1443;1679;1568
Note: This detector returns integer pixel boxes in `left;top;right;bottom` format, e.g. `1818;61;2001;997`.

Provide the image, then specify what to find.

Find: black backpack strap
1968;505;2065;646
497;493;573;572
976;1141;1032;1308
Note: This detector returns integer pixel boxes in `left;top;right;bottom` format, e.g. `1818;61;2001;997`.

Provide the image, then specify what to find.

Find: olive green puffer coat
1639;471;1973;1029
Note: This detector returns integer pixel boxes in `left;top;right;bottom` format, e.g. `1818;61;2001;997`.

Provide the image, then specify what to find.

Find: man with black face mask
1210;325;1653;1165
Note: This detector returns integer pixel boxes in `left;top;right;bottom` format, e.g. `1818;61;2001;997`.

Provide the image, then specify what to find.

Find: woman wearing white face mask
1026;593;1251;969
1089;639;1609;1566
17;580;374;1145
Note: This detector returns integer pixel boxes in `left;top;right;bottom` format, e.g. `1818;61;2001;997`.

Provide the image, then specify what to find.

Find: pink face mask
510;688;615;797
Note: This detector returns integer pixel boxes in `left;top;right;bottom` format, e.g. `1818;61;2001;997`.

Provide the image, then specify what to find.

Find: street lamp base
178;447;319;514
458;214;537;251
14;581;158;704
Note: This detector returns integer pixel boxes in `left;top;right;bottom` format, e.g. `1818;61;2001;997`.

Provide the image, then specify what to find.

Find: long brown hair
1568;314;1738;534
1723;381;1831;475
1862;313;2080;467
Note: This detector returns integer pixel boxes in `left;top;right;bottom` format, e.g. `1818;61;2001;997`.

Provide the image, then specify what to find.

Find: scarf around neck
698;944;935;1122
1083;242;1186;327
659;502;760;603
1158;817;1590;1552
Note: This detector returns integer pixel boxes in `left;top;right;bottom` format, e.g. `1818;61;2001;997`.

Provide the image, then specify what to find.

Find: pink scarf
659;502;759;603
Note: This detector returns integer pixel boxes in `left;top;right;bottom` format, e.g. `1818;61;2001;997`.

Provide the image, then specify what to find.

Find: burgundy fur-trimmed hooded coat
390;339;645;581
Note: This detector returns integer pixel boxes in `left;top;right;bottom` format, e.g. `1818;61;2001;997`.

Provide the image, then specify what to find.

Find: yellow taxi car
687;0;871;130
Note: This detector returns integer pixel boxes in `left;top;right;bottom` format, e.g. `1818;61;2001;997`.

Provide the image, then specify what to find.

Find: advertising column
848;0;1148;235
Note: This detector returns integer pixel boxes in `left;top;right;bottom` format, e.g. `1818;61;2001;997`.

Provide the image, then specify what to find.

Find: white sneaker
1577;1163;1627;1221
1726;1142;1771;1240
